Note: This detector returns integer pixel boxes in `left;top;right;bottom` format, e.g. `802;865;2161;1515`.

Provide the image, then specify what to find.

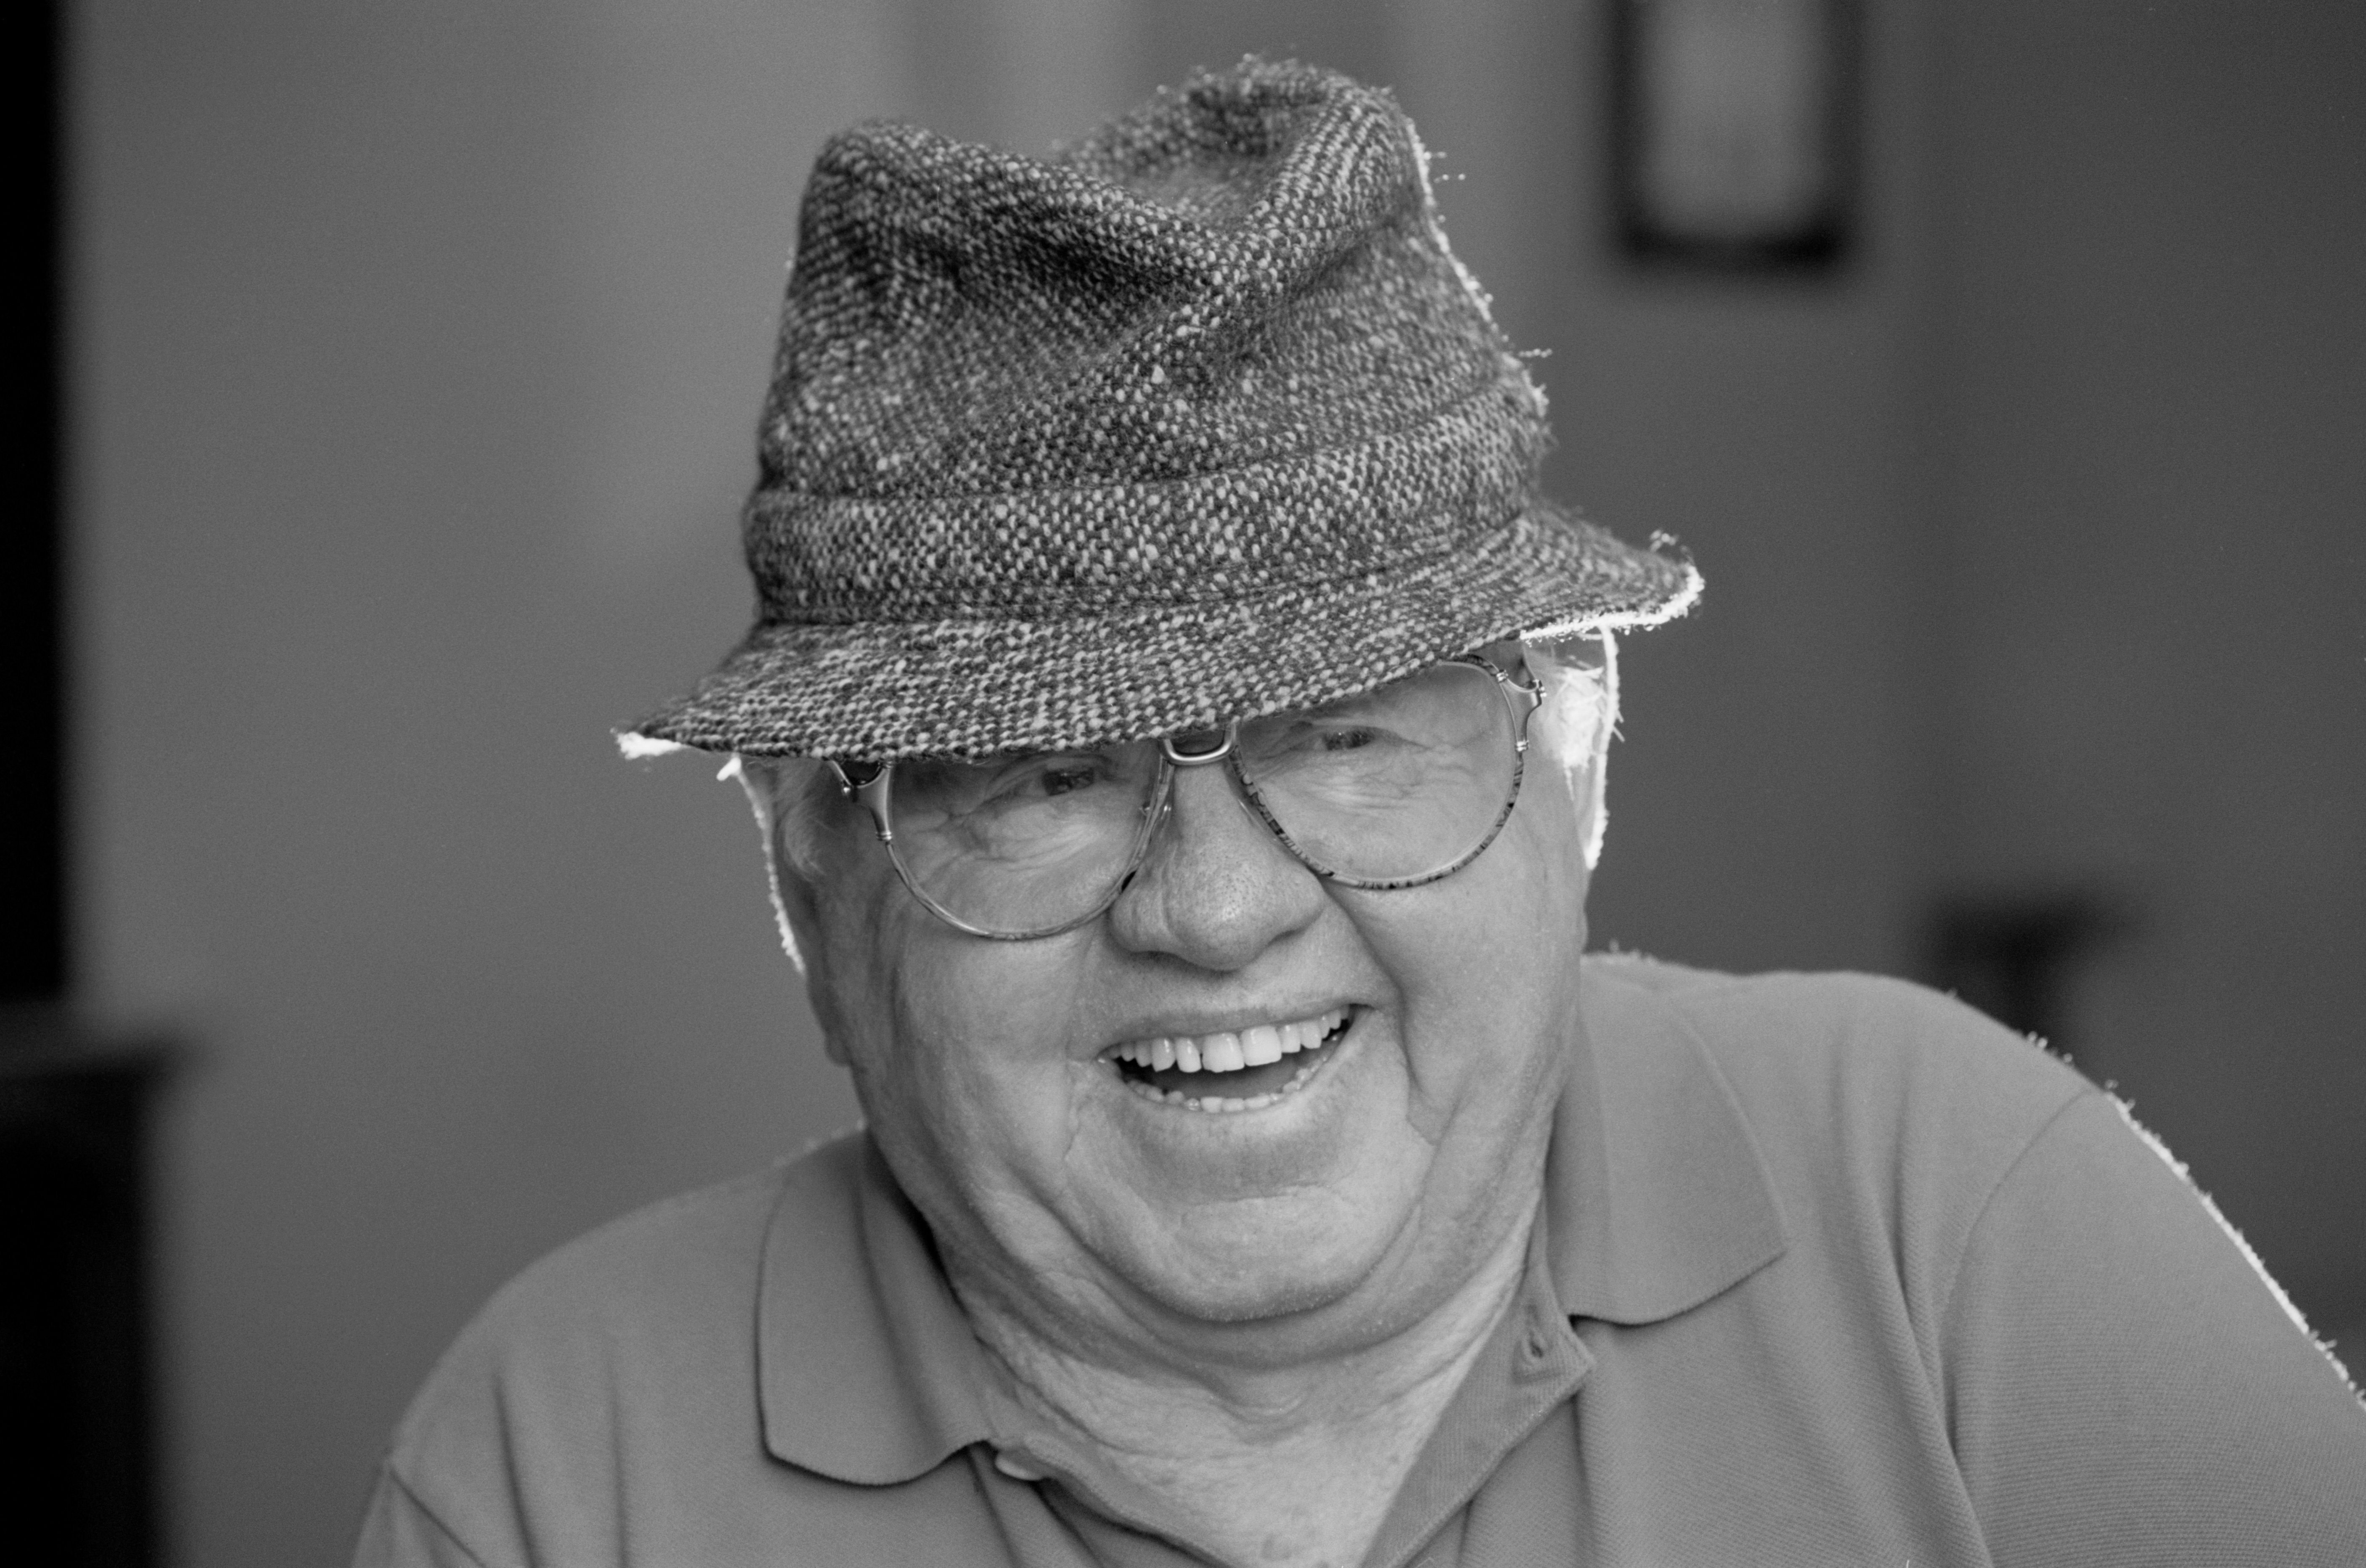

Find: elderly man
357;61;2365;1568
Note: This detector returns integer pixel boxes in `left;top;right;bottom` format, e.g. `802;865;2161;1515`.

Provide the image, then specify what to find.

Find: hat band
743;380;1547;624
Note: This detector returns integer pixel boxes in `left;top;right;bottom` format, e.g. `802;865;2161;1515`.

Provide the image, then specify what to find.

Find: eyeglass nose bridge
1160;722;1239;767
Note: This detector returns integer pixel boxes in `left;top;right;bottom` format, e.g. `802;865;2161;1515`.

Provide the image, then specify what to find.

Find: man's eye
1039;764;1099;796
1318;726;1381;753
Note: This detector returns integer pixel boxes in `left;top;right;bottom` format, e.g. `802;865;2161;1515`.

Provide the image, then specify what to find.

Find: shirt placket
1360;1255;1595;1568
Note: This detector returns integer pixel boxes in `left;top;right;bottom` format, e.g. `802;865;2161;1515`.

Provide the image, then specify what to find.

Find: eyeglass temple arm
1457;651;1545;751
827;758;896;842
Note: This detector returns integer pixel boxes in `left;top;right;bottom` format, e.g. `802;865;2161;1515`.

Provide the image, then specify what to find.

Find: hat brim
624;502;1697;761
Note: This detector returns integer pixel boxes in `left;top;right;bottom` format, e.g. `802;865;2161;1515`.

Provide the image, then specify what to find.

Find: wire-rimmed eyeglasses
826;654;1545;941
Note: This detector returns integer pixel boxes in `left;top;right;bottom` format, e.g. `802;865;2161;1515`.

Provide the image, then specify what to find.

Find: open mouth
1100;1008;1354;1113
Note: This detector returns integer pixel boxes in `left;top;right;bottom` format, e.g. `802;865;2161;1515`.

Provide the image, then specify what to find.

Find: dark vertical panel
0;1043;165;1568
1607;0;1860;271
1;0;64;1002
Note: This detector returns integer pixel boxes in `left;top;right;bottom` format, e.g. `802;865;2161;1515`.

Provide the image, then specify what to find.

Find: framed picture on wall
1609;0;1858;270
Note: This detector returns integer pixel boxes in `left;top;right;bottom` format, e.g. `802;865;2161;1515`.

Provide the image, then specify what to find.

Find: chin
1114;1206;1396;1327
1134;1260;1362;1326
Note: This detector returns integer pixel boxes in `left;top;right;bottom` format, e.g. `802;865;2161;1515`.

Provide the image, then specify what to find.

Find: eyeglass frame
824;653;1547;942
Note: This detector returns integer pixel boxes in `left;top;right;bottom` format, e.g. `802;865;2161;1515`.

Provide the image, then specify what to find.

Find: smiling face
772;656;1598;1365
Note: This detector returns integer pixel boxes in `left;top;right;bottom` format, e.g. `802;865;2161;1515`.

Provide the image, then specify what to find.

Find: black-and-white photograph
14;1;2365;1564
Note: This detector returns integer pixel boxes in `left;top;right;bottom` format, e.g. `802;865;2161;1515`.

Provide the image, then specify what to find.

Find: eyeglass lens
885;661;1518;936
1234;661;1516;882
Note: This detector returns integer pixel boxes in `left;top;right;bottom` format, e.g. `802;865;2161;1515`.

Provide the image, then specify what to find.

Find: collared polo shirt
356;960;2366;1567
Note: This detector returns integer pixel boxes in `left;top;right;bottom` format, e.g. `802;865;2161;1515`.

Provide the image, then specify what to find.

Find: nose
1105;760;1327;971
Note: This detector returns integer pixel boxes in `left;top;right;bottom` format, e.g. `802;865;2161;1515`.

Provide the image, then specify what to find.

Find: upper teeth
1105;1009;1348;1073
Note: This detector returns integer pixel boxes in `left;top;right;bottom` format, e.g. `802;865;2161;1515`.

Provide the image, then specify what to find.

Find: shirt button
994;1450;1048;1482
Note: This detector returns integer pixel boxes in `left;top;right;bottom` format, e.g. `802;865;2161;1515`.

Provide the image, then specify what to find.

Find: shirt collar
1546;960;1788;1323
757;1136;995;1483
758;957;1788;1481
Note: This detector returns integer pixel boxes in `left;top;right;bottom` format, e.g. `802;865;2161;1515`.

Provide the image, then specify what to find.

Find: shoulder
1582;953;2093;1173
374;1137;873;1565
404;1146;850;1403
1578;956;2101;1310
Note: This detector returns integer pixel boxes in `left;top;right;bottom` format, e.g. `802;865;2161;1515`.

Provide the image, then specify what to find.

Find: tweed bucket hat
628;58;1698;762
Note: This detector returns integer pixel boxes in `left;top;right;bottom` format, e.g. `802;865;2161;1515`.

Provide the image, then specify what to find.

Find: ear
773;858;855;1068
1577;631;1617;870
730;758;854;1067
1521;631;1618;870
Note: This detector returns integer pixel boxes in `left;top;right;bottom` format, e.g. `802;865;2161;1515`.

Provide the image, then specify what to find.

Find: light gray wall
1926;0;2366;1326
75;3;875;1563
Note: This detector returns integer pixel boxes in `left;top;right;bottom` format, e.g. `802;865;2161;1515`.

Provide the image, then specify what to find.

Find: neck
946;1194;1541;1568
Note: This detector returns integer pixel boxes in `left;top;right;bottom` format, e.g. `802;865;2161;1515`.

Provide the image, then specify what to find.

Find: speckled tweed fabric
630;58;1700;761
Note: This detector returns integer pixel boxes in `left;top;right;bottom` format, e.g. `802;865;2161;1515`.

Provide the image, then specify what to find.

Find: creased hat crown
633;59;1696;760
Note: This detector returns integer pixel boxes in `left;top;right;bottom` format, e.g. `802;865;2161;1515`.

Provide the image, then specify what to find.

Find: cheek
1364;793;1590;1128
1489;767;1592;970
828;920;1099;1204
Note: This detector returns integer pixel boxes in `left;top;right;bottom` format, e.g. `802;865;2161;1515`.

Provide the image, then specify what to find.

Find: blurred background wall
64;0;2363;1563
